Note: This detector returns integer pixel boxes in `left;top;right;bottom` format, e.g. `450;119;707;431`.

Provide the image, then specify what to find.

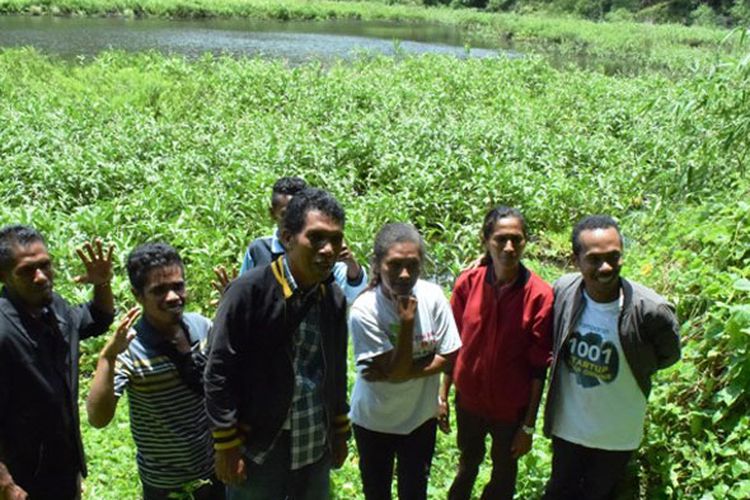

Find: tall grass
1;44;748;497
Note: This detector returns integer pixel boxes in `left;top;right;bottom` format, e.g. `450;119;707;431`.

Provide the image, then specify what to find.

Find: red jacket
451;264;553;423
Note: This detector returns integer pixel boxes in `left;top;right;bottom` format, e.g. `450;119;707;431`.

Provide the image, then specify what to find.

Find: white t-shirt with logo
349;279;462;435
551;291;647;450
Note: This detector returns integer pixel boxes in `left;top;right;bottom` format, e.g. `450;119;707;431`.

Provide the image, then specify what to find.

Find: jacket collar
134;314;198;348
0;287;68;347
270;256;328;301
270;231;286;254
484;262;530;290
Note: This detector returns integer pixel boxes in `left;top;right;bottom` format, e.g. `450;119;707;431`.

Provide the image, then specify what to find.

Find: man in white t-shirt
542;215;681;500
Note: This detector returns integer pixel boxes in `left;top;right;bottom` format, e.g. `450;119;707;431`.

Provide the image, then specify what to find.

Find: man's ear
280;228;294;251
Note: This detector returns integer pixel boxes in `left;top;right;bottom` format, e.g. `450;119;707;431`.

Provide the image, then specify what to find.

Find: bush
690;3;720;25
605;7;636;20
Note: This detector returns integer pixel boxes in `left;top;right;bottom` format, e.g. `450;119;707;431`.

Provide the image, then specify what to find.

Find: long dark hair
480;206;527;265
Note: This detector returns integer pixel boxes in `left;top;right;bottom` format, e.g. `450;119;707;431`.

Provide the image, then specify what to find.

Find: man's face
270;194;293;231
484;216;526;272
575;227;623;300
379;241;421;299
1;241;54;309
135;264;186;329
282;210;344;289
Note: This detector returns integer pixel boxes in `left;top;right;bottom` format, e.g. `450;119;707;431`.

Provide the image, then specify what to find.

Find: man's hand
215;446;246;486
396;295;417;324
437;396;451;434
0;463;27;500
100;307;140;361
331;434;349;469
74;238;114;286
510;428;533;459
211;265;237;306
338;244;362;280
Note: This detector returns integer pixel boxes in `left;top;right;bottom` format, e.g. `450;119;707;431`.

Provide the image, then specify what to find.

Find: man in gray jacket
542;215;680;500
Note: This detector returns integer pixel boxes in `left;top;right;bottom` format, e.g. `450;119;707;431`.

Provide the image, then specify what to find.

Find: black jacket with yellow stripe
205;257;351;456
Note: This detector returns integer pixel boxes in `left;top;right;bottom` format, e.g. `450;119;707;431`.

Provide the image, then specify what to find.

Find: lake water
0;16;512;63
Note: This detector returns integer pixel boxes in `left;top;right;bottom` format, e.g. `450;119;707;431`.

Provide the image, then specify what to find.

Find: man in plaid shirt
206;188;351;499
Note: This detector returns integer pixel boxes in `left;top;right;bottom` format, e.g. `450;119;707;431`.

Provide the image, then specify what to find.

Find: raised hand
211;265;237;307
74;238;114;286
100;307;140;361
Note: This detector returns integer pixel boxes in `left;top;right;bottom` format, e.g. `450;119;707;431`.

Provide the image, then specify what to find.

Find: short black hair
271;177;307;207
282;188;345;236
0;224;46;274
481;206;528;241
571;215;622;256
126;242;184;293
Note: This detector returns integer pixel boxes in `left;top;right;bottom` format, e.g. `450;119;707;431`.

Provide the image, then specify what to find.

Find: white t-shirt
552;291;647;450
349;279;462;435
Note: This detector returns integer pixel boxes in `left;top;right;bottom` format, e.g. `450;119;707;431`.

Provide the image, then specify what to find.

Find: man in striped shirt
86;243;224;499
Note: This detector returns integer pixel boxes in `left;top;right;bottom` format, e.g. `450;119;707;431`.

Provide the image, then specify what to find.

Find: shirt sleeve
527;288;554;378
450;272;470;335
205;281;248;450
432;286;462;356
239;248;254;275
348;299;394;363
0;341;8;430
649;302;681;369
333;262;368;305
72;300;115;341
113;353;131;398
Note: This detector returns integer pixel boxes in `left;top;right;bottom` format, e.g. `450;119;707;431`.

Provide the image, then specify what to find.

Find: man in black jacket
206;188;351;499
0;225;114;500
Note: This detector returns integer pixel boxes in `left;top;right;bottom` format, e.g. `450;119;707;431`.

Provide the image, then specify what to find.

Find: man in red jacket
442;207;554;500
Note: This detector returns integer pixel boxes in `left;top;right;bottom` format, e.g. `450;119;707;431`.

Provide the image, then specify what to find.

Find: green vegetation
0;0;741;75
0;6;748;498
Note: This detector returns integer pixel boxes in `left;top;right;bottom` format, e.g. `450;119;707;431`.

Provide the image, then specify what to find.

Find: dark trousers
353;418;437;500
19;471;80;500
448;403;519;500
142;475;225;500
542;437;633;500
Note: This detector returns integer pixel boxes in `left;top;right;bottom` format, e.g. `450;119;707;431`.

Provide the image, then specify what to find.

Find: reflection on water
0;16;515;62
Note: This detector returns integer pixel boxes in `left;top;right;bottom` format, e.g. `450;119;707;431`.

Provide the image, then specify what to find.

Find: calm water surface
0;16;513;62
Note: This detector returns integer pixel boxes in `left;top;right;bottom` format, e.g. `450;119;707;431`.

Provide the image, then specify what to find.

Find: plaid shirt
247;258;328;469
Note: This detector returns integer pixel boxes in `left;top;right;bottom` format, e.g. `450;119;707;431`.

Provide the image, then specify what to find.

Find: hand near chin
395;295;417;323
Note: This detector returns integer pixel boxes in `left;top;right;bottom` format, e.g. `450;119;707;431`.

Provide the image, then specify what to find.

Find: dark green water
0;16;514;62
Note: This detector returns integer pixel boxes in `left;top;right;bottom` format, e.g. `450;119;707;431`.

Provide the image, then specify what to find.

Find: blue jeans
228;432;330;500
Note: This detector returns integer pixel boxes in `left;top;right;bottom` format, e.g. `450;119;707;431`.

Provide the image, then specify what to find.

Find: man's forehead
12;241;50;263
302;210;343;232
579;227;622;253
145;264;184;284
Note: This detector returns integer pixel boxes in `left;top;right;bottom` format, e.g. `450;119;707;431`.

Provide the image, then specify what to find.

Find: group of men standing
0;177;680;500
